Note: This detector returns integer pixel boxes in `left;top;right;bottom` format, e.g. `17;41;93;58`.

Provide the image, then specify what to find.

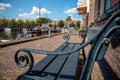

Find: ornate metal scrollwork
63;33;70;42
103;38;110;45
14;50;34;72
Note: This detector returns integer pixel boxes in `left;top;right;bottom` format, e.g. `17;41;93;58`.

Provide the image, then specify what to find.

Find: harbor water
0;28;41;42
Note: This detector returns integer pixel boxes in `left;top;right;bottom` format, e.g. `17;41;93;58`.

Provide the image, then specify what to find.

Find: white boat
0;40;10;42
4;28;11;32
16;33;32;40
23;28;28;34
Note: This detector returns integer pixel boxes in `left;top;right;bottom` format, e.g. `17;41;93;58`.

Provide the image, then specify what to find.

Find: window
99;0;112;16
105;0;112;10
97;0;101;16
100;0;105;16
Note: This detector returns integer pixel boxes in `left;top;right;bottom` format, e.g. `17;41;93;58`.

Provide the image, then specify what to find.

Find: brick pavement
0;32;82;80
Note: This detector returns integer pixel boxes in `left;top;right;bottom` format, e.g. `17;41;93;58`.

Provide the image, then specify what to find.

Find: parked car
33;26;41;33
41;26;50;32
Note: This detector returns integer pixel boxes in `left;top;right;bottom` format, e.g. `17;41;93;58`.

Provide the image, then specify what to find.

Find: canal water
0;29;41;42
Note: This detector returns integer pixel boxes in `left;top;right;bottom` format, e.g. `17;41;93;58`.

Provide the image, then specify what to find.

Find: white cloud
64;8;77;14
17;6;51;20
19;9;22;11
0;2;12;11
64;8;78;20
73;18;81;21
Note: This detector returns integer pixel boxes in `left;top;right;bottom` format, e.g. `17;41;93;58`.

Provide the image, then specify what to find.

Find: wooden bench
14;11;120;80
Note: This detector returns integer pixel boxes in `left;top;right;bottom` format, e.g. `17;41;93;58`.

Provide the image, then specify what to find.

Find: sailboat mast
39;3;41;18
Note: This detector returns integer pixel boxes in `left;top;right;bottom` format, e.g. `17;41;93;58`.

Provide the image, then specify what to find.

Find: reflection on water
0;29;19;41
0;29;41;42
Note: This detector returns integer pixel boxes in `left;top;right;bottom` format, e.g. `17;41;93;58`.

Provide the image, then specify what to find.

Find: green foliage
36;18;42;27
49;23;53;27
78;28;84;33
17;18;24;27
30;20;37;27
66;16;72;21
10;18;16;27
58;20;64;28
25;19;30;27
0;17;52;28
36;17;52;27
41;17;52;24
69;22;75;27
0;17;9;27
54;24;57;29
76;21;81;28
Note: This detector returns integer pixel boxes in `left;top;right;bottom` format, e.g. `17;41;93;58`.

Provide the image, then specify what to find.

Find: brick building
88;0;120;79
88;0;95;26
93;0;120;27
77;0;89;28
77;0;120;79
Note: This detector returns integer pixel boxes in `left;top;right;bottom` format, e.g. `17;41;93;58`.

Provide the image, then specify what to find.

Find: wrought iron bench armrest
14;40;90;73
14;26;120;78
19;42;89;55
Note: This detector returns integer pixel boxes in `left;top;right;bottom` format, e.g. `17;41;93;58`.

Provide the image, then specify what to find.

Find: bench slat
57;44;81;80
38;43;75;80
39;55;68;80
28;55;57;76
20;42;69;77
18;75;47;80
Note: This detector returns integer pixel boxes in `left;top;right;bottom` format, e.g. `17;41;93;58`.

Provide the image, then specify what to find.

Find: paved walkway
0;31;83;80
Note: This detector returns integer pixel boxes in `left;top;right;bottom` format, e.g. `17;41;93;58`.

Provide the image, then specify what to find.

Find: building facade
89;0;120;80
88;0;95;26
77;0;89;28
77;0;120;79
93;0;120;27
78;0;120;27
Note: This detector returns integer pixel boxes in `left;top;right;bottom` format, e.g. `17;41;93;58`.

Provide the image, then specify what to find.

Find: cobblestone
0;32;82;80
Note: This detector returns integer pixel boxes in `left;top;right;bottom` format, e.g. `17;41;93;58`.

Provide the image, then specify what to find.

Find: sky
0;0;82;21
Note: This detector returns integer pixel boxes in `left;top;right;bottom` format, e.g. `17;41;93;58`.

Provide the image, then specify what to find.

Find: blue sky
0;0;82;21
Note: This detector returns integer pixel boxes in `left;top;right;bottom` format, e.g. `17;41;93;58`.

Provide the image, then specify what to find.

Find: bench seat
18;42;82;80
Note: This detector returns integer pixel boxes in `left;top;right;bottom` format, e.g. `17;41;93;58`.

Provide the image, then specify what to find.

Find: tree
54;24;57;30
25;19;30;28
0;17;9;27
36;18;42;27
58;20;64;28
41;18;52;24
66;16;72;21
76;21;81;28
17;18;24;28
36;17;52;26
10;18;16;28
66;16;72;27
30;20;37;27
49;23;53;28
0;17;52;29
69;22;75;27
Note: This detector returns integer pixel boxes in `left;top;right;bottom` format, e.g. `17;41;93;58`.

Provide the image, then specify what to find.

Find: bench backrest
80;11;120;80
